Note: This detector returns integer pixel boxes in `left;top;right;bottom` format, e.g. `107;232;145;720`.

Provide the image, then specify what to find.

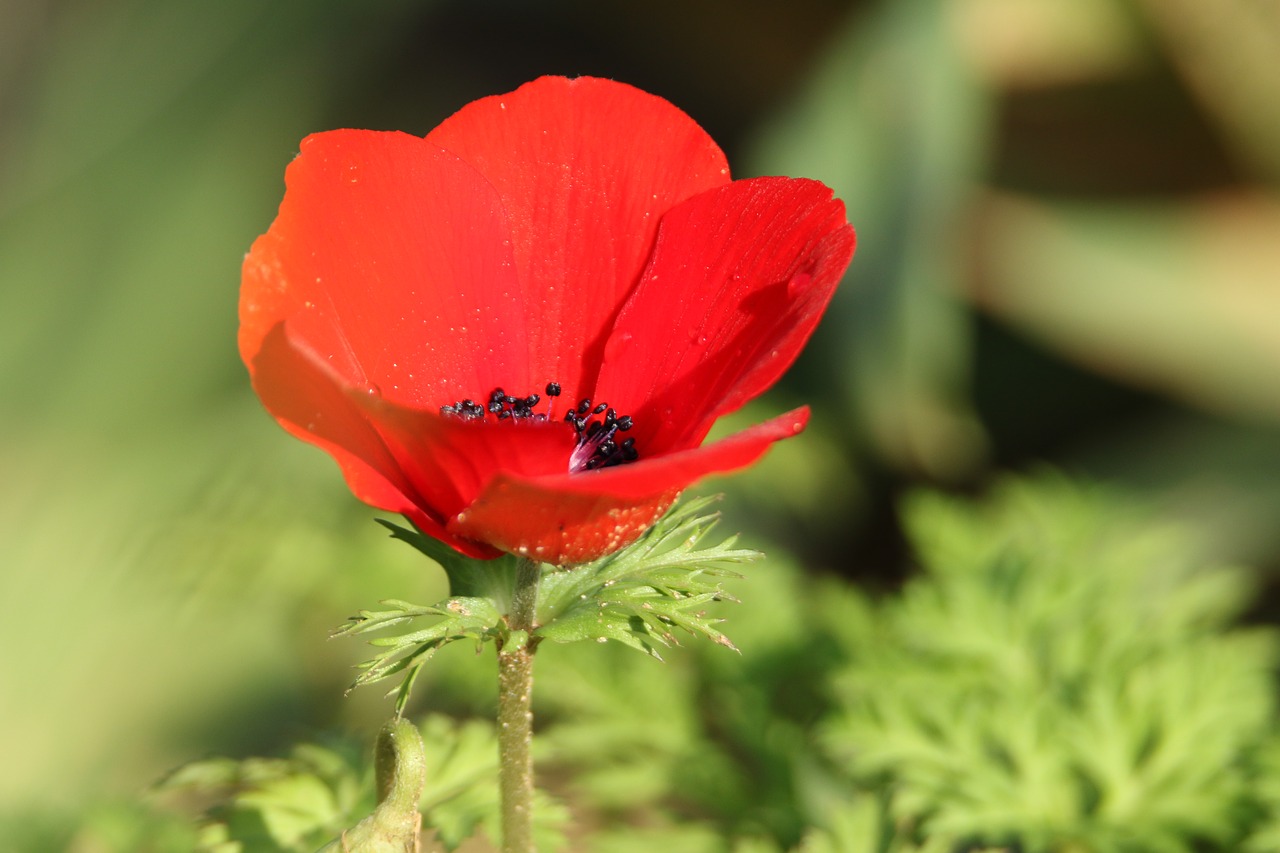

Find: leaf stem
498;557;541;853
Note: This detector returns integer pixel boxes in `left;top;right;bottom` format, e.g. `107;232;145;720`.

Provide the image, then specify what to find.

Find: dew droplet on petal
788;271;813;298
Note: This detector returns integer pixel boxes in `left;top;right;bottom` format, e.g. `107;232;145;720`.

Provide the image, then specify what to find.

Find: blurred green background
3;0;1280;848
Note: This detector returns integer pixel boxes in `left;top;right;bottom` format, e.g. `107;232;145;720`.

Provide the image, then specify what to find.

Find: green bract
334;497;756;713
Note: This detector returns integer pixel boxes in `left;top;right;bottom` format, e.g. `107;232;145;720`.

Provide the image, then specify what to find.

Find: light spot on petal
788;270;813;298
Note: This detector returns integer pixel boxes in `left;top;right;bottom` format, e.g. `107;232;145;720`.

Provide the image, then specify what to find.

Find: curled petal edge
252;321;501;559
448;407;810;564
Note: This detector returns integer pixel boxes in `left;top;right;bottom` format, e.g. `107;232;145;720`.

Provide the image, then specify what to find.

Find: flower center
440;382;637;473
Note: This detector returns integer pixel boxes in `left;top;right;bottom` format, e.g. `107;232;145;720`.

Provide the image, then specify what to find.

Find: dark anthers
565;397;637;471
441;382;638;473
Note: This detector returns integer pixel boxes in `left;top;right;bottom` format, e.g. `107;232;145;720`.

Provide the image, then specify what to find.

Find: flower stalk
497;558;541;853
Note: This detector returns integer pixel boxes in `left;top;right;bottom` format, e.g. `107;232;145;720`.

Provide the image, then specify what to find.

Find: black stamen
441;382;640;473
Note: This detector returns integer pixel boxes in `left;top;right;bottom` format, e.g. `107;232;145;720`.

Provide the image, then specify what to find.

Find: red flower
239;76;855;566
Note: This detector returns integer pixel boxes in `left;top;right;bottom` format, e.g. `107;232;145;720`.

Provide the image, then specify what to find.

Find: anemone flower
239;76;855;566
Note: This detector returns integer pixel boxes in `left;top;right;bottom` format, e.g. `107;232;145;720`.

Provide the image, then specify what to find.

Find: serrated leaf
535;605;665;658
534;497;756;658
334;596;505;709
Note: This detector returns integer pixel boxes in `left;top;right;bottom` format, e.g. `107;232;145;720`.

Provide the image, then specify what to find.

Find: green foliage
145;715;564;852
334;596;507;714
337;498;758;713
531;533;846;848
1245;737;1280;852
820;475;1279;852
155;738;364;851
42;475;1280;853
535;496;757;656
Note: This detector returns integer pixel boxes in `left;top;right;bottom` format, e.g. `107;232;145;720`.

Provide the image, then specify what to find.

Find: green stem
498;557;541;853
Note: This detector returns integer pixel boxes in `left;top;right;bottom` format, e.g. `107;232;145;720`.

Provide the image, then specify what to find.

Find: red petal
596;177;855;454
349;387;577;521
239;130;535;412
425;76;731;401
251;322;499;559
449;408;810;564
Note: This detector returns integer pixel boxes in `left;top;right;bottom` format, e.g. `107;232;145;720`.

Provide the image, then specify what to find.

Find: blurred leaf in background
750;0;992;482
820;475;1279;852
742;0;1280;582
